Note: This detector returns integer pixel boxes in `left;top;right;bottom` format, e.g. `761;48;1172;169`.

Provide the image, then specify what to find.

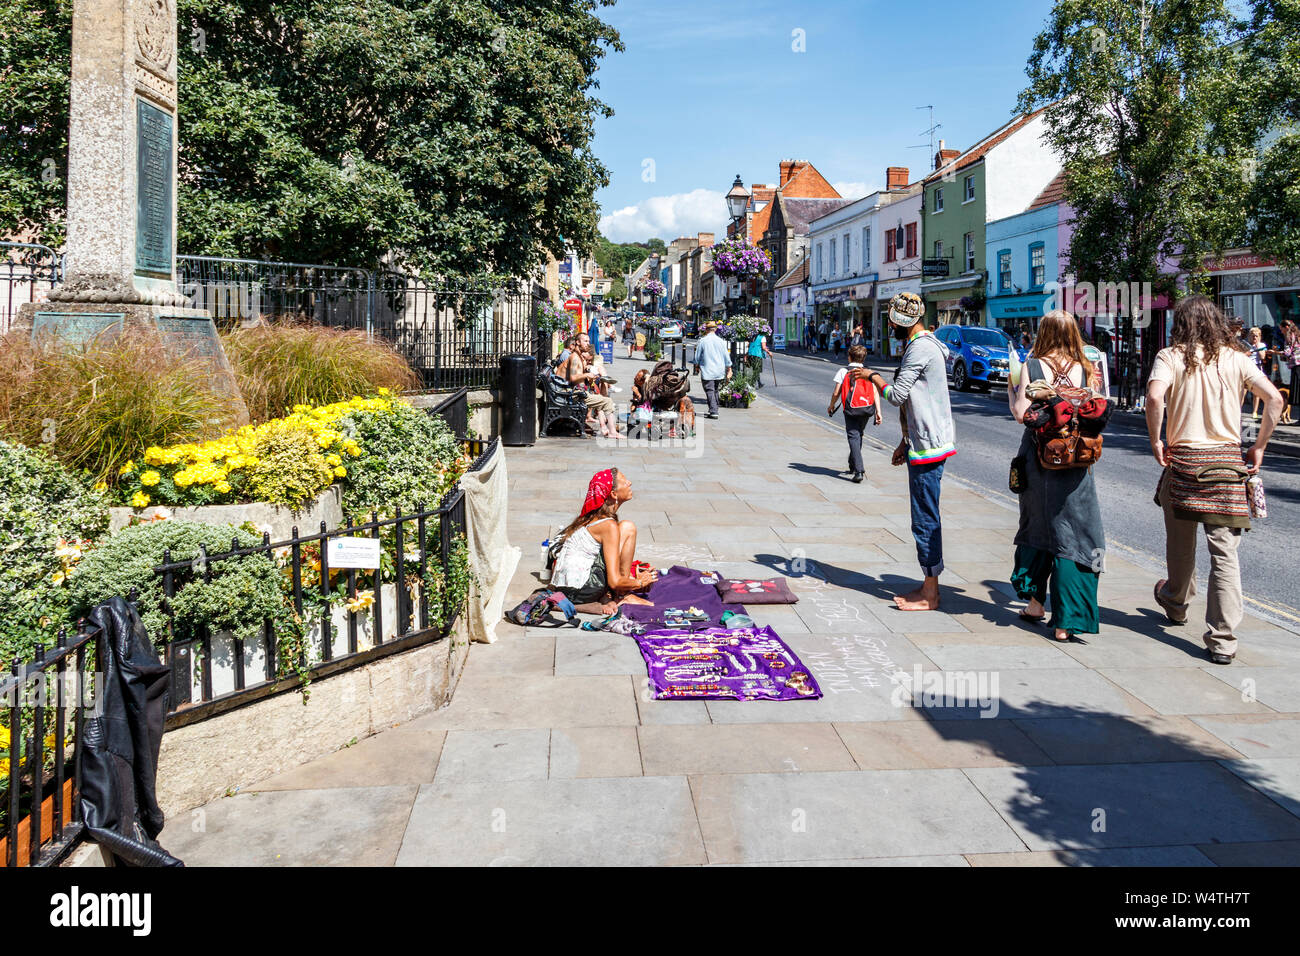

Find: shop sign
1204;252;1274;272
922;258;950;278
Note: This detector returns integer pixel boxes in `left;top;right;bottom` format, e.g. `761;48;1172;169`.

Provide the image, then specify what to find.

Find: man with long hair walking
1146;296;1283;664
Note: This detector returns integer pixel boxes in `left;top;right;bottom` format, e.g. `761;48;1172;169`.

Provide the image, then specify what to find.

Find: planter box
109;484;343;540
720;395;753;409
0;779;74;868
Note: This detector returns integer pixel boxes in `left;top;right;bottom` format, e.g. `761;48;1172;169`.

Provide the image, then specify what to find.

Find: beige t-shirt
1148;346;1266;447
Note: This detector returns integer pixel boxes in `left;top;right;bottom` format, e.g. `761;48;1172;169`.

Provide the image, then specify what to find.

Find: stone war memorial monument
18;0;248;422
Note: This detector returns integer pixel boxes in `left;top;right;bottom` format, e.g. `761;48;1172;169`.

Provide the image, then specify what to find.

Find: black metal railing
1;438;496;864
2;626;101;867
172;256;546;391
155;439;494;727
1;241;62;334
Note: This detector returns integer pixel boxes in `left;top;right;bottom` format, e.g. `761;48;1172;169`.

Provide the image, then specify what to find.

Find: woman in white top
550;468;656;613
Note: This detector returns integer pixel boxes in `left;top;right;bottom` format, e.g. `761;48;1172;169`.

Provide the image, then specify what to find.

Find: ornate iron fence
0;242;62;334
173;256;546;390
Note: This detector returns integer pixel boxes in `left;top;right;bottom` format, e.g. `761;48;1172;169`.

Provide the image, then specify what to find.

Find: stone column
19;0;248;423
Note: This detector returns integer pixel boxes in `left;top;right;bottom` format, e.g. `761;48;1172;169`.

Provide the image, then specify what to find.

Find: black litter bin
499;353;537;446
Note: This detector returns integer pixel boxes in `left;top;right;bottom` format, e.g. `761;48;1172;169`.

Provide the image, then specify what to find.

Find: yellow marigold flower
215;481;232;494
326;453;342;466
130;491;150;508
140;470;161;487
334;466;347;478
143;447;164;466
51;569;67;586
119;460;135;475
93;480;108;493
173;471;193;488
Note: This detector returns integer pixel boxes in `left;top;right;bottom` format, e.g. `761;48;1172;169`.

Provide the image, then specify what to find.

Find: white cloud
832;181;878;200
599;189;725;243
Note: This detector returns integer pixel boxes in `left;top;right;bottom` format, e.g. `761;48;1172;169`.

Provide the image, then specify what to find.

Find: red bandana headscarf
582;469;615;515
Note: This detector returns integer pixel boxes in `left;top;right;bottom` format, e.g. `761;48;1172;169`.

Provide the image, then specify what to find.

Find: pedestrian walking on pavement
1146;296;1284;665
828;344;882;483
831;326;843;357
748;328;772;387
818;319;829;351
805;318;817;353
693;320;732;419
623;317;636;358
1008;310;1105;642
855;292;955;611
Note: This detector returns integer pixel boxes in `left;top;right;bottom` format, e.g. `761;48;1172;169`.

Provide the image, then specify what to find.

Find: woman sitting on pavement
550;469;657;614
1008;309;1105;642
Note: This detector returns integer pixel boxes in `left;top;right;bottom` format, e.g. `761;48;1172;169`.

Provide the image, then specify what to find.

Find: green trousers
1011;544;1100;634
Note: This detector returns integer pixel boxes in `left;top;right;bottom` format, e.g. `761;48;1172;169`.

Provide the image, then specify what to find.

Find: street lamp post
724;174;749;321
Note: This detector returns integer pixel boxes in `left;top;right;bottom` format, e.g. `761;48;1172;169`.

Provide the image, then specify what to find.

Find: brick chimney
934;139;960;171
886;166;909;190
697;232;715;248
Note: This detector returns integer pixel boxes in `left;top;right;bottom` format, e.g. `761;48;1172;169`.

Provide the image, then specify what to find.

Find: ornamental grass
0;328;231;486
222;323;419;423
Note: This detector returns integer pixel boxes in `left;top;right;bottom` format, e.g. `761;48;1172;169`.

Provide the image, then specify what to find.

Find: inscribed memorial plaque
135;99;174;277
156;317;222;361
31;312;125;345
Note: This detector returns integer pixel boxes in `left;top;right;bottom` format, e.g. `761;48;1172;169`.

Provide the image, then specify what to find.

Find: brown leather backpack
1030;358;1104;471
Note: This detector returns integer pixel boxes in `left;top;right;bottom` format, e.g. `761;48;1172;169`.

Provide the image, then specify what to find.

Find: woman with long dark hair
550;468;657;613
1008;310;1105;642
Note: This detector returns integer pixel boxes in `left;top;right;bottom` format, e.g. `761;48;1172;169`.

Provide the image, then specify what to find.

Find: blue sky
593;0;1056;243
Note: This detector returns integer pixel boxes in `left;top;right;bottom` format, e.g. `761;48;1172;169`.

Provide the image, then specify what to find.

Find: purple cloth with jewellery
634;625;822;701
619;565;745;630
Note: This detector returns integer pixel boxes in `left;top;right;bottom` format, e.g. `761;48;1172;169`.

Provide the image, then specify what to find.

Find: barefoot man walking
855;292;955;610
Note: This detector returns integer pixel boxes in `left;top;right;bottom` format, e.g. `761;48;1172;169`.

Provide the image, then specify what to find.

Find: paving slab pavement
171;356;1300;866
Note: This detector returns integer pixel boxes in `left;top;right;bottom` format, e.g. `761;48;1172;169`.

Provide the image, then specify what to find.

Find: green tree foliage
1018;0;1252;300
1240;0;1300;265
0;0;622;278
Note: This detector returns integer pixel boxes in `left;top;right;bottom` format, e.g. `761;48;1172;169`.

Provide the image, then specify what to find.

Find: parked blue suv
934;325;1028;392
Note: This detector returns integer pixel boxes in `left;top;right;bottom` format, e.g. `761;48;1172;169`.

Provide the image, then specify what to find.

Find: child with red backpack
828;344;883;483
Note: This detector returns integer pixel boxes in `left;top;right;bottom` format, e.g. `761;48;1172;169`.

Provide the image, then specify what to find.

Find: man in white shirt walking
693;321;732;419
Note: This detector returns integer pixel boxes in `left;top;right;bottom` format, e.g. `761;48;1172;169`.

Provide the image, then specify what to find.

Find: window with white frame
934;188;944;213
830;238;837;276
816;243;823;280
964;232;975;271
934;239;943;259
844;233;851;273
1030;243;1046;287
964;175;975;202
998;250;1011;291
862;227;871;270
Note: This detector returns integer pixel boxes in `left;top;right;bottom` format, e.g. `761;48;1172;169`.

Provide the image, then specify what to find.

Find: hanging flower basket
709;237;770;278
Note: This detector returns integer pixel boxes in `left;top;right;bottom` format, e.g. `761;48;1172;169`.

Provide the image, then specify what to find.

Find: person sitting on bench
550;468;657;613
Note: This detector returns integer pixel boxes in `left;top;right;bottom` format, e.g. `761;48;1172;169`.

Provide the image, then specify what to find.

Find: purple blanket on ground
620;565;746;630
634;625;823;701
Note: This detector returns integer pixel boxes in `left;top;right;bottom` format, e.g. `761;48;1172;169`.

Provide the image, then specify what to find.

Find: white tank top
551;518;611;588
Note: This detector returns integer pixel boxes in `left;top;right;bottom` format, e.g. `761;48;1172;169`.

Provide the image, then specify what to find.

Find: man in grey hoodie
855;292;956;610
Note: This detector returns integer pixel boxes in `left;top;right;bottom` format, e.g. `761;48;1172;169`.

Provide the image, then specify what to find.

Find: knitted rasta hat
888;292;925;328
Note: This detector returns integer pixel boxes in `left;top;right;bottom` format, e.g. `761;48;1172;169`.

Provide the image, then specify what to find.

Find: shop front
875;276;921;358
1211;254;1300;347
987;291;1052;344
810;280;875;351
922;273;982;328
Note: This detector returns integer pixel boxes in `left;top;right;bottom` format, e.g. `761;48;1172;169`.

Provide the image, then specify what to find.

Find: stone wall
153;615;471;817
